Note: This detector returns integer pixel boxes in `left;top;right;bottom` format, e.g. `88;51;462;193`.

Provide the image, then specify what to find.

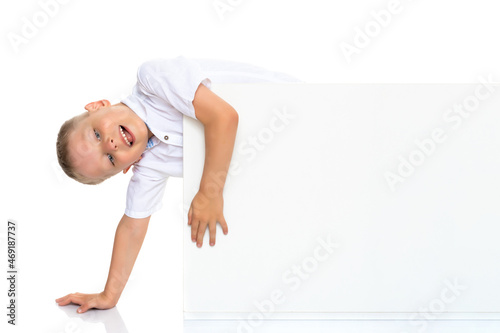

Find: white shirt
121;56;300;218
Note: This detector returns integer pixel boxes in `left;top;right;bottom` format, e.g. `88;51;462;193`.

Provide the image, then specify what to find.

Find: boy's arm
56;214;150;313
188;84;239;247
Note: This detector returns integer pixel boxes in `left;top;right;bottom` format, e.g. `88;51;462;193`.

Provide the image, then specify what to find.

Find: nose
107;138;118;151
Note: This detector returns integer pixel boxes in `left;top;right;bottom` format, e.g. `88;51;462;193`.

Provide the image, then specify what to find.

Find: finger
56;294;73;305
77;300;94;314
219;215;229;235
56;295;69;304
57;292;78;301
56;294;70;303
190;219;199;242
196;222;208;247
188;205;193;226
58;294;81;306
209;221;216;246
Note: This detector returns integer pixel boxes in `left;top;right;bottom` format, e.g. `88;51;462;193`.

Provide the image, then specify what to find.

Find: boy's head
56;100;149;185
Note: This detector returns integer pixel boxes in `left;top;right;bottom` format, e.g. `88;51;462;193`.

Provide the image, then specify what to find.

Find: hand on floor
56;291;117;313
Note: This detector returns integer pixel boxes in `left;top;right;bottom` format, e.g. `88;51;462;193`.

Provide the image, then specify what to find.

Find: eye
94;129;101;141
107;154;115;166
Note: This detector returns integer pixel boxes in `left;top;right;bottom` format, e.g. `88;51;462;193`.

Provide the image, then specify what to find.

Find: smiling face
67;100;150;180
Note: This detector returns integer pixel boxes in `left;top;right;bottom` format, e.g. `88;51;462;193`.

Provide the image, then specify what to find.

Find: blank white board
183;83;500;320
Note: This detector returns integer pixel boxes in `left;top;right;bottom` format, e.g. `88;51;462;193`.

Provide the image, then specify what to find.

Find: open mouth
119;125;134;147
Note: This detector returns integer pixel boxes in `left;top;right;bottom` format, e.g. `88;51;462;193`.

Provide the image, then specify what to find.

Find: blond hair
56;114;108;185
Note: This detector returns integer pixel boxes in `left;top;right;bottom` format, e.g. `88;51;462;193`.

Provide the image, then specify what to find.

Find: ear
123;155;143;174
122;165;132;174
84;100;111;113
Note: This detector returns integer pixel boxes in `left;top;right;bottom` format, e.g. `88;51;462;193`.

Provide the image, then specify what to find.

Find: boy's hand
188;190;228;247
56;291;117;313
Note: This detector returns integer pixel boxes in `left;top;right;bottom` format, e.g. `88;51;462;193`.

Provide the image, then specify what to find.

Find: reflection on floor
57;304;128;333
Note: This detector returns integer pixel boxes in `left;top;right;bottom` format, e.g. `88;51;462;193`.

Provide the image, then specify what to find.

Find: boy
55;56;238;313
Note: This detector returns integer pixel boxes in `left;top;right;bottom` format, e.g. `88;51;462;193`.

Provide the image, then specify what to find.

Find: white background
1;0;500;332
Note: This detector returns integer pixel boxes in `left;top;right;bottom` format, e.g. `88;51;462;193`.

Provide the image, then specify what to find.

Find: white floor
5;303;500;332
6;308;500;333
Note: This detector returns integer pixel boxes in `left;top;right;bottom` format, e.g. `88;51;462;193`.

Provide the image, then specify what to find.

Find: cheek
129;148;144;164
97;112;119;131
101;118;116;133
117;150;138;166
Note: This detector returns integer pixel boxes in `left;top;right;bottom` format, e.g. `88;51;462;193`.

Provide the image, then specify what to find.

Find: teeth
120;126;132;146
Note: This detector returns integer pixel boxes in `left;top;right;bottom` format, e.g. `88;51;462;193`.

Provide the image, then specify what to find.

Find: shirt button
164;135;169;140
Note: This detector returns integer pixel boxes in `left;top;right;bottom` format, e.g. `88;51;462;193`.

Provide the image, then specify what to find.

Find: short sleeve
125;169;169;219
136;56;211;120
